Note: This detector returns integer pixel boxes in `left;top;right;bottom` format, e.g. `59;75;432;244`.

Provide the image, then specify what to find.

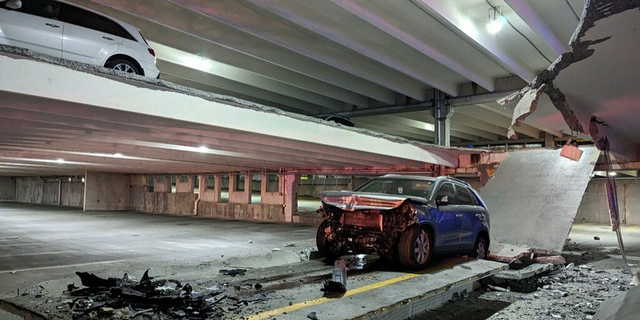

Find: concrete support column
544;132;556;148
83;171;131;211
213;175;222;203
431;92;453;147
282;174;299;223
244;173;252;204
260;173;268;201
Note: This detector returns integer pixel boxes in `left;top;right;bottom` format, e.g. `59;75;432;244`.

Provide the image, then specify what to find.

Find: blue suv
317;175;490;269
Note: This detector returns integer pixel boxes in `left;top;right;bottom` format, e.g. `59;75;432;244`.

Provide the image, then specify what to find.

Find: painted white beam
503;0;569;55
153;42;346;112
158;61;330;115
456;105;541;138
412;0;537;81
164;0;428;100
328;0;494;92
68;0;390;105
392;114;499;141
248;0;461;95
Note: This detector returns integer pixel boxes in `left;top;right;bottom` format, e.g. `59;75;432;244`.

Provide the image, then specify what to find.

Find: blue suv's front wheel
398;226;433;270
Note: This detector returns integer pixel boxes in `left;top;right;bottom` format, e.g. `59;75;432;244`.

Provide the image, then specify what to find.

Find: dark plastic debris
219;269;247;277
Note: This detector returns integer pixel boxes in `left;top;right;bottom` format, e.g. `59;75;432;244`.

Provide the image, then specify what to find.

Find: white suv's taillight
148;48;156;63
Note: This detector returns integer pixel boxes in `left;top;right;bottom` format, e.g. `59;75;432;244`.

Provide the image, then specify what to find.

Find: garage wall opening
220;174;229;203
251;174;261;204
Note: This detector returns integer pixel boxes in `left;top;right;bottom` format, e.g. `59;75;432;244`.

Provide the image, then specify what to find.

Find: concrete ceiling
62;0;584;143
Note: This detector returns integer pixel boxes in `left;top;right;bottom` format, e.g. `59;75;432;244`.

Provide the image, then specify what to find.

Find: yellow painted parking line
242;260;461;320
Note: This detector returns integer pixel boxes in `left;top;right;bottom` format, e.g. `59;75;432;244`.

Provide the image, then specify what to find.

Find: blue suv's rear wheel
470;235;488;259
398;226;432;270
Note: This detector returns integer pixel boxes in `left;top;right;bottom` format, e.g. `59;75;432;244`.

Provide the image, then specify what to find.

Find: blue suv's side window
456;185;474;205
436;182;457;204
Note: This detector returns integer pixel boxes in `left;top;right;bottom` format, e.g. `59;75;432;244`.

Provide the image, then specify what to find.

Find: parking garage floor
1;204;640;320
0;203;316;298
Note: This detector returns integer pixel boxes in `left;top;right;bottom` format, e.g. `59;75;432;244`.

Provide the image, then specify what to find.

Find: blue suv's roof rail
441;176;471;186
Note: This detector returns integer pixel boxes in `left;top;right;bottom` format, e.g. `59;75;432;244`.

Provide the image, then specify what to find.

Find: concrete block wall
12;177;83;208
575;179;640;225
127;173;288;223
84;172;131;211
0;177;15;201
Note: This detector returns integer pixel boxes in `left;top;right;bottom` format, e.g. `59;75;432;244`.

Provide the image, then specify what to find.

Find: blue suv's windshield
356;179;434;198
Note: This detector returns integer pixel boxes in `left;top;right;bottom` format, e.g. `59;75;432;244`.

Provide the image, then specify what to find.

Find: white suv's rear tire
106;59;141;75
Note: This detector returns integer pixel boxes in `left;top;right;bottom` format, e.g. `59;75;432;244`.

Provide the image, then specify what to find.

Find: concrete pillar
283;174;299;223
83;171;131;211
544;132;556;148
431;92;453;147
260;173;268;201
244;173;252;204
213;175;222;203
0;177;15;202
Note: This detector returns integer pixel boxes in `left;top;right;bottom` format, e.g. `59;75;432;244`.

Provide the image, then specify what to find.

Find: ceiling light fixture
114;153;124;157
608;171;617;177
56;158;65;164
486;6;506;34
198;146;209;152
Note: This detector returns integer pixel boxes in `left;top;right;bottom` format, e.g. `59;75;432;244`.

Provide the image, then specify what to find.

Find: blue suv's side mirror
436;196;449;206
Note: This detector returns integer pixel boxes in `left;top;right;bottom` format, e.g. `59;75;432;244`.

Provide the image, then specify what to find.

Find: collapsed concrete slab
481;148;599;254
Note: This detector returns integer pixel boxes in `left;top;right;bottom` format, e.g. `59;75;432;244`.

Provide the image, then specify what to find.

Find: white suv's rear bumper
140;60;160;78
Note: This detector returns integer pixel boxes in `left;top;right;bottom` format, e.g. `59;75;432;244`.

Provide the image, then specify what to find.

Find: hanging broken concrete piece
497;0;640;160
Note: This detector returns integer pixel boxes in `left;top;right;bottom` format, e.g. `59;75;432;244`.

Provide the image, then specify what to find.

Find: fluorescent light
198;146;209;152
608;172;617;177
486;7;506;34
486;19;504;34
56;158;65;164
114;153;124;157
183;56;211;71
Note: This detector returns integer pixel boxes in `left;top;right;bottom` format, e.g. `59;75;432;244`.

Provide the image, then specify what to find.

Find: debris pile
62;269;267;320
484;263;634;320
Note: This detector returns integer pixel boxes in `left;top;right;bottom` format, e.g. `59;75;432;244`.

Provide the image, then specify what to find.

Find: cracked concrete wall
0;177;15;201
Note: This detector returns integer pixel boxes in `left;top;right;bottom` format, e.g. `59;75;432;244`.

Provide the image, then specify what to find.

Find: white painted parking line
0;243;44;247
0;250;77;258
0;260;127;274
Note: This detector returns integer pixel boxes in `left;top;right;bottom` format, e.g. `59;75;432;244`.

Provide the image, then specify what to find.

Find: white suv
0;0;159;78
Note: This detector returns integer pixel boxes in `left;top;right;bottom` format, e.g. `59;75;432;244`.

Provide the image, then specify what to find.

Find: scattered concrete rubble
482;262;634;320
6;269;275;320
593;285;640;320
